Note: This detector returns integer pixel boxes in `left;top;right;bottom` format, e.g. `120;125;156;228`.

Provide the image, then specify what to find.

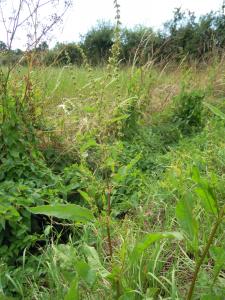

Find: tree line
1;7;225;66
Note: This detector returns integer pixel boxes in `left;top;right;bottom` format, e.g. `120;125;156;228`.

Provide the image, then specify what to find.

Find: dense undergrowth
0;59;224;299
0;10;225;296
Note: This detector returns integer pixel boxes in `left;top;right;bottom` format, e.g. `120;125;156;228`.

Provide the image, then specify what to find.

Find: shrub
82;21;114;65
0;113;65;262
172;89;205;134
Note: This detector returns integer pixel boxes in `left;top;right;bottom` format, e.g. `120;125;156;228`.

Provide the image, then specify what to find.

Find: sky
0;0;224;49
59;0;223;41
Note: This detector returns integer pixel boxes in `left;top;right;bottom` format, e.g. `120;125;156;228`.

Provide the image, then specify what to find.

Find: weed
172;89;205;135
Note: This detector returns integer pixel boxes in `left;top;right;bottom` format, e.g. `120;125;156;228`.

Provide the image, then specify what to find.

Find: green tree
37;41;49;51
121;26;156;64
82;21;114;65
0;40;7;51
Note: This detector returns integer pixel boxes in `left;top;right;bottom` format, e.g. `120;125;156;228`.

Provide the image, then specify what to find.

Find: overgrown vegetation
0;1;225;299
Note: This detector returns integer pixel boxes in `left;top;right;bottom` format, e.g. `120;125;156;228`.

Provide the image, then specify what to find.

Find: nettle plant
176;166;225;299
0;0;72;261
172;89;205;135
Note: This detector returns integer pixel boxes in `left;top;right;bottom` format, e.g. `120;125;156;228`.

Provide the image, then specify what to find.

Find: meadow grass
0;60;225;299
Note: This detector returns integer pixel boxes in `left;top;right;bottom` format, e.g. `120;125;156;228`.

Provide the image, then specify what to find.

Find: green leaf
108;114;129;124
210;246;225;282
0;219;6;230
119;291;136;300
80;138;97;152
78;190;92;206
176;197;199;245
204;102;225;120
195;187;218;215
210;246;225;268
192;167;218;215
83;245;110;278
64;277;79;300
131;232;183;262
75;260;96;286
29;204;94;223
113;153;141;183
192;166;201;183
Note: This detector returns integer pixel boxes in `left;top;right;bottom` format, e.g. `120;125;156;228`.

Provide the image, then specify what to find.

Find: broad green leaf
113;153;141;183
119;291;136;300
131;232;183;262
64;277;79;300
176;198;199;242
78;190;92;206
195;187;218;215
204;102;225;120
75;260;96;286
192;166;201;183
83;245;110;278
192;167;218;215
29;204;94;223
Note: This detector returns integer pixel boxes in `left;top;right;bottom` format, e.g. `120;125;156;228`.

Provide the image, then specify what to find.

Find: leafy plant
173;89;205;134
30;204;95;223
175;167;225;300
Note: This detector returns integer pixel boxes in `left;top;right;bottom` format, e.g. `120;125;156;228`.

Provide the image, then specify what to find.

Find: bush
172;90;205;134
0;109;65;263
82;21;114;65
44;43;84;66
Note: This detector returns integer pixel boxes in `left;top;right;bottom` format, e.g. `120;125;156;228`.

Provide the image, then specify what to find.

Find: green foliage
30;204;94;223
1;6;225;298
0;179;59;261
0;114;64;262
172;89;205;134
121;26;156;64
1;74;224;299
4;6;225;67
82;21;114;65
131;232;183;262
204;102;225;120
0;40;7;51
64;277;79;300
45;43;84;66
176;196;199;252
